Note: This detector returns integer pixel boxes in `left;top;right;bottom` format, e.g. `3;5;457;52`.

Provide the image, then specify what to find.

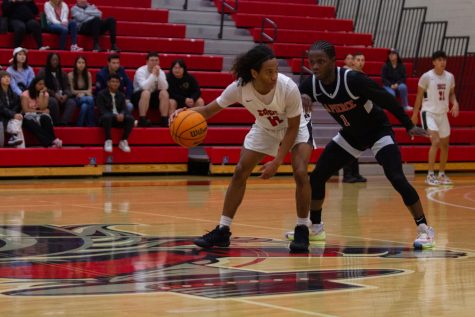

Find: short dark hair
107;53;120;62
432;50;447;60
353;51;365;58
146;51;159;60
108;73;121;81
309;40;336;59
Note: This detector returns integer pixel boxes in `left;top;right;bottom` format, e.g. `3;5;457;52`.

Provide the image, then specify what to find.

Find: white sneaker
413;224;435;249
438;174;453;185
39;46;50;51
52;138;62;148
285;223;326;241
70;44;83;52
425;174;439;186
404;105;413;111
104;139;113;152
118;140;131;152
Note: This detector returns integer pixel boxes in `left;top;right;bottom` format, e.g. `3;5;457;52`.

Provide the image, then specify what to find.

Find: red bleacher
0;0;473;176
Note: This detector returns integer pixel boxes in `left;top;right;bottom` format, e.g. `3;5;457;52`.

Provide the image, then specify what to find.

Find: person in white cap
6;47;35;96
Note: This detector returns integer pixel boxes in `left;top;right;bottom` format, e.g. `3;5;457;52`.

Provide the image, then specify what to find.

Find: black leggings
310;141;419;206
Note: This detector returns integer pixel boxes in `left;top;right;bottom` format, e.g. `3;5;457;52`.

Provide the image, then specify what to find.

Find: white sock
438;171;445;177
428;171;435;176
297;217;311;226
219;215;233;228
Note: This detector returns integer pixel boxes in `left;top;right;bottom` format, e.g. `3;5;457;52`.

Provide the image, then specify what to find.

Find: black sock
160;116;169;127
310;209;322;224
415;216;427;226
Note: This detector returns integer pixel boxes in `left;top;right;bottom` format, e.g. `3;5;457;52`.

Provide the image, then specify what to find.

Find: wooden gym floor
0;173;474;316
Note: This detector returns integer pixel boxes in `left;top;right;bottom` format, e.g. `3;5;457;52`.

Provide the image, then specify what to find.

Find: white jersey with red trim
419;69;455;114
216;73;304;130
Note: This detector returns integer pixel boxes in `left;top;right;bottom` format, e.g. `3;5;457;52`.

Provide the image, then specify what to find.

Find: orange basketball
170;110;208;148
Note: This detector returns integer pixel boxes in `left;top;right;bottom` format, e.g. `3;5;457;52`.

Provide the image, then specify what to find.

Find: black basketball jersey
300;67;413;150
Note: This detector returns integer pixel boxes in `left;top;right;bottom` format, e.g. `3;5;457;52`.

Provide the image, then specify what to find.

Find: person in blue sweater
6;47;35;96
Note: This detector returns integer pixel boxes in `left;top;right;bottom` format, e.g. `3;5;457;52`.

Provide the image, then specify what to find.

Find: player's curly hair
309;40;336;59
231;45;275;85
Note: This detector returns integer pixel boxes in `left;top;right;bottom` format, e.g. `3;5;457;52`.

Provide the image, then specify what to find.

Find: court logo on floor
0;224;467;297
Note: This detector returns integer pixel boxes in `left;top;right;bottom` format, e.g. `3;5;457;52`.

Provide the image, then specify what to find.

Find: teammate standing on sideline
298;40;434;249
171;45;314;252
411;50;459;186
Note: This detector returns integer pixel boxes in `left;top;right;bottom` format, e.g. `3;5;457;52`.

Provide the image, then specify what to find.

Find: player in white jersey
411;50;459;186
170;45;314;252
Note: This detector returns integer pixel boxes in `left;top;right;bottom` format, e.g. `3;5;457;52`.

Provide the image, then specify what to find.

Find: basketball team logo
0;224;467;297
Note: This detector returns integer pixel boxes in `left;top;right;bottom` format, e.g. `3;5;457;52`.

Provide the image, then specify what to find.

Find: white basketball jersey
216;73;303;130
419;69;455;114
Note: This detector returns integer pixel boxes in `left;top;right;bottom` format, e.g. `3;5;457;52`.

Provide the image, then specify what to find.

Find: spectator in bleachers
71;0;120;52
343;53;354;69
67;56;95;126
0;71;24;147
97;74;133;153
44;0;83;51
132;52;170;127
6;47;35;96
167;59;205;113
38;53;76;126
381;48;412;111
352;52;365;72
2;0;49;50
21;76;62;147
96;53;133;113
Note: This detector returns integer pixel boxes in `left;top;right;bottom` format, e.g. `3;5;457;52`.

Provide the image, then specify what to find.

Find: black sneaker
289;225;309;253
353;175;367;183
194;225;231;248
138;118;152;127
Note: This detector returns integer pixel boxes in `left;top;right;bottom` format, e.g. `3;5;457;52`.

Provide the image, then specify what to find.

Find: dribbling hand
169;108;187;126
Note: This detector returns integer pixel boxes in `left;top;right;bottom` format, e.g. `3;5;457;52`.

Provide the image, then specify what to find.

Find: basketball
170;110;208;148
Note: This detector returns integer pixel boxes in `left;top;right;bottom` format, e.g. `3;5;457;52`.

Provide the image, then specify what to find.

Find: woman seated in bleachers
167;59;204;114
21;76;62;148
44;0;83;51
381;48;412;111
0;71;24;148
68;56;95;126
6;47;35;96
38;53;77;126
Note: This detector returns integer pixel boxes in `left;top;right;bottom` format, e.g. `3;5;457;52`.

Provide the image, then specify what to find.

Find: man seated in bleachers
96;54;133;113
96;74;134;153
132;52;170;127
71;0;120;52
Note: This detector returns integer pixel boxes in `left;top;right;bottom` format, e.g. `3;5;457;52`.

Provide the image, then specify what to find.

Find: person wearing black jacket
96;74;134;153
2;0;49;50
299;40;434;250
166;59;204;113
0;71;23;147
381;48;412;111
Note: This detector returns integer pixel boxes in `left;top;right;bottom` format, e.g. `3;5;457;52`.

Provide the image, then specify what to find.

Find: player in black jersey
298;40;434;249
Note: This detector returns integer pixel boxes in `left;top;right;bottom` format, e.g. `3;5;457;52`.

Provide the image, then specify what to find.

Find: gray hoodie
71;3;102;29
